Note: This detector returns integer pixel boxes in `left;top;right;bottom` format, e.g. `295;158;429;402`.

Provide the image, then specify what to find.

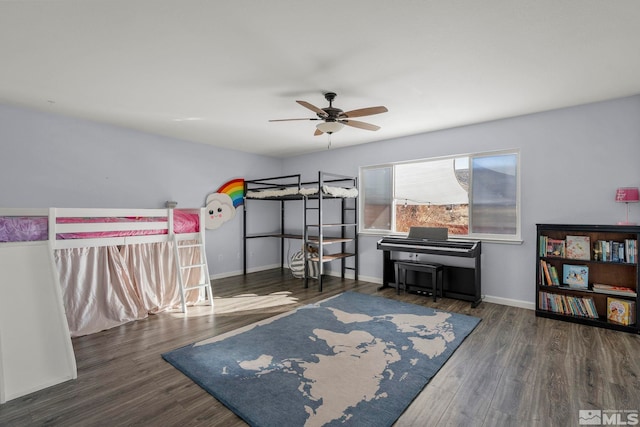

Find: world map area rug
162;291;481;427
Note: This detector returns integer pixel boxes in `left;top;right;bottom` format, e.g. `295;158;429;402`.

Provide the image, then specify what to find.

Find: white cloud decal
205;193;236;229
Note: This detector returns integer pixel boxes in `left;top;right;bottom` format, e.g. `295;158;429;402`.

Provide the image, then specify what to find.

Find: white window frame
358;149;522;243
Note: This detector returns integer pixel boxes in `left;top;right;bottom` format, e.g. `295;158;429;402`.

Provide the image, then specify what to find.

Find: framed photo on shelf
546;238;565;257
562;264;589;289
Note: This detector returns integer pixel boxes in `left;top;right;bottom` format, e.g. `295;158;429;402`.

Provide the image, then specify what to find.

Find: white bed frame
0;207;207;404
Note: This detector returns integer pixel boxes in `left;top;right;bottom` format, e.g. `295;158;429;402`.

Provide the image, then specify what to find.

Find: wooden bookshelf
536;224;639;333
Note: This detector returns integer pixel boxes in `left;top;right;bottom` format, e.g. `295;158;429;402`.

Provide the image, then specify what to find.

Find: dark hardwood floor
1;269;639;426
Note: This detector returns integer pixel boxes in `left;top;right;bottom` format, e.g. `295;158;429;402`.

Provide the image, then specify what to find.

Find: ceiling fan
270;92;388;136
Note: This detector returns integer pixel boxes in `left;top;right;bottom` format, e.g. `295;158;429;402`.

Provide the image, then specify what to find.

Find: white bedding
246;184;358;199
322;184;359;198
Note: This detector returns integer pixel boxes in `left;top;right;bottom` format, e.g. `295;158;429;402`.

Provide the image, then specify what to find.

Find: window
361;166;392;230
359;150;520;241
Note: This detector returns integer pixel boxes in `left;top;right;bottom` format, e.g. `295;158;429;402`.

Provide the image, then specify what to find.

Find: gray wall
282;95;640;306
2;95;639;307
0;103;283;275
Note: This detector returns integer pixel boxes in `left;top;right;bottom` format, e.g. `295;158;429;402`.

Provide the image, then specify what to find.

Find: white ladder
173;236;213;313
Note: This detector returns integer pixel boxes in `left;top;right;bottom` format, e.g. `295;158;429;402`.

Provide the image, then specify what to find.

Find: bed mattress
246;184;358;199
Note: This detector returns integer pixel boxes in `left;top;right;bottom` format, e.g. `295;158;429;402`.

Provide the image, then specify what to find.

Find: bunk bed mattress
246;184;358;199
0;210;199;242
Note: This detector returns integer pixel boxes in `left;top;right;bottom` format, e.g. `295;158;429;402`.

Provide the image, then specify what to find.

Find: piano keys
377;236;482;307
377;237;478;253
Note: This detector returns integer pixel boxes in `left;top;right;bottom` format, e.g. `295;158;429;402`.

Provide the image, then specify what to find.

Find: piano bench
396;261;444;301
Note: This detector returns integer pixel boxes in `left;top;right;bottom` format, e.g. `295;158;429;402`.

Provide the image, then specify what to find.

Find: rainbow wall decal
216;178;245;208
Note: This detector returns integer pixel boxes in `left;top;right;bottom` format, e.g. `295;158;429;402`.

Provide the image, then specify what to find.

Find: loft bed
0;207;210;403
0;207;209;335
243;171;359;291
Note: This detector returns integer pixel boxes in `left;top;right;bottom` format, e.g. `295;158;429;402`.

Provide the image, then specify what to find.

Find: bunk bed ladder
174;236;213;313
342;195;358;281
303;195;320;289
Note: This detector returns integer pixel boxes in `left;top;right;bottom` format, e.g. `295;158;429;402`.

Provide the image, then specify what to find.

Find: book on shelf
612;241;622;262
540;260;561;286
538;291;598;319
549;265;561;286
592;283;637;297
539;235;547;257
565;235;591;260
562;264;589;289
607;297;636;326
625;239;637;263
540;260;552;286
596;239;636;263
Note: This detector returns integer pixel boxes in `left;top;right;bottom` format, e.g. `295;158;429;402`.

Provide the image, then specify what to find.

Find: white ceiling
1;1;639;158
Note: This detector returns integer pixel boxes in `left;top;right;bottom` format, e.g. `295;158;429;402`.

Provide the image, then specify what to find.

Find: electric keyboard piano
377;236;482;307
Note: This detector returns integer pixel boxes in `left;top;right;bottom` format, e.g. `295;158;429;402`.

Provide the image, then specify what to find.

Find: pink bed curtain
55;242;202;337
122;242;200;314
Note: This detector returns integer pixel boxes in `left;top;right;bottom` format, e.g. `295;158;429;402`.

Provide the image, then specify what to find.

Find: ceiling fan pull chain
327;134;332;150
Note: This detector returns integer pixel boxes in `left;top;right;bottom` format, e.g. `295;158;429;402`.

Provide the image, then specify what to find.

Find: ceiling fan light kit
270;91;388;137
316;121;344;134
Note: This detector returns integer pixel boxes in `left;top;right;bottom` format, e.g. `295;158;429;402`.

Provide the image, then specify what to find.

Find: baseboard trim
322;271;534;310
212;268;535;310
482;295;535;310
209;264;281;280
322;270;381;284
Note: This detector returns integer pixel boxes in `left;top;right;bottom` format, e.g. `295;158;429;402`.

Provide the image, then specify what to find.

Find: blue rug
162;292;481;427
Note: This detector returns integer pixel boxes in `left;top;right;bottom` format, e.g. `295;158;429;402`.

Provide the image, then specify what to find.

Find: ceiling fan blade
342;106;388;118
314;128;324;136
297;100;328;117
269;118;320;122
341;119;381;131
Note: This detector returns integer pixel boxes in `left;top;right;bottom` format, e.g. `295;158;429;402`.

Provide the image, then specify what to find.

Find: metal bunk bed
243;171;358;291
